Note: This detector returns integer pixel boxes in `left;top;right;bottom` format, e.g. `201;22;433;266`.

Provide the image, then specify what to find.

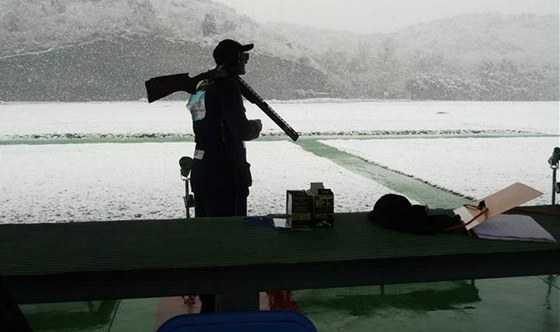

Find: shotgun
145;70;299;141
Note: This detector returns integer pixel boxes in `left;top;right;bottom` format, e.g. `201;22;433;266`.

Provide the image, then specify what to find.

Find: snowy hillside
0;0;557;101
0;0;307;60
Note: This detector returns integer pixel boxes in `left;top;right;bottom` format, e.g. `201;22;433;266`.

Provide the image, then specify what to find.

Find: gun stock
145;71;299;141
145;72;203;103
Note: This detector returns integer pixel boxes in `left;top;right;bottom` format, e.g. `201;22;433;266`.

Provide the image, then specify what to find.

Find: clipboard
453;182;543;230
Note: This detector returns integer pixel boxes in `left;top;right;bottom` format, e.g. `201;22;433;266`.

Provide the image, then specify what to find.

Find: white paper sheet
472;214;557;243
273;218;288;228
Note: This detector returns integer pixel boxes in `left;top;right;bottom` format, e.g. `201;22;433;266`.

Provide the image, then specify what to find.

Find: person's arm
220;78;262;141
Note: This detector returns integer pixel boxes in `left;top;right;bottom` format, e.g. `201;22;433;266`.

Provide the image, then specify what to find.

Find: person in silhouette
187;39;262;312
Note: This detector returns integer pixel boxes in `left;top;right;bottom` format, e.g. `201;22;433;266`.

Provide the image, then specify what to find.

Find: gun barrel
237;77;299;141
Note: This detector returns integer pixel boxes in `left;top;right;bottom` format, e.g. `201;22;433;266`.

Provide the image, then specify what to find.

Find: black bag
368;194;461;235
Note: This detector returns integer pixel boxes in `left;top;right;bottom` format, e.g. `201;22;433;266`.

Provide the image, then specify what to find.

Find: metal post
552;168;557;205
179;157;195;219
185;179;190;218
548;147;559;205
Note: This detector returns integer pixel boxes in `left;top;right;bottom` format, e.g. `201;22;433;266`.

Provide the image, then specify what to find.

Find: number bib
186;90;206;122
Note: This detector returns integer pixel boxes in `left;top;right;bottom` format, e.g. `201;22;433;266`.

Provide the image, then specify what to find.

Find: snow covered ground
1;100;557;139
0;100;558;224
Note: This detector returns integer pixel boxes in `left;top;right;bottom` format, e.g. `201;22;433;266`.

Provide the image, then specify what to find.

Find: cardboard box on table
286;183;335;229
286;190;313;229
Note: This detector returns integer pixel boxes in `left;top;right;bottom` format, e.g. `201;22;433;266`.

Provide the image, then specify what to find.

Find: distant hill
266;13;558;66
0;0;557;101
0;35;330;101
393;13;559;67
267;13;559;100
0;0;331;101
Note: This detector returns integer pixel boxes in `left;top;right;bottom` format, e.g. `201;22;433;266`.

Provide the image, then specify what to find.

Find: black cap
368;193;460;235
213;39;254;65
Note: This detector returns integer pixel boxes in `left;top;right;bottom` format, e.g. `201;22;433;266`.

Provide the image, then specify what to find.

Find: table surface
1;205;559;306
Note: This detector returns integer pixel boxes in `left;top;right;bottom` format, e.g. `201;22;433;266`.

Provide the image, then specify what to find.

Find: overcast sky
213;0;559;33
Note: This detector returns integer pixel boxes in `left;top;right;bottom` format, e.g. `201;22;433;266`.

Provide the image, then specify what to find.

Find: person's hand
253;119;262;132
245;119;262;140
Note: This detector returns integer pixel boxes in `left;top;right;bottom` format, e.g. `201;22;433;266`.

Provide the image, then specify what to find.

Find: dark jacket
191;76;261;198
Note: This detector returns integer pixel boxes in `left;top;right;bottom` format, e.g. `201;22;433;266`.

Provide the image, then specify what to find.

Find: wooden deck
1;205;559;310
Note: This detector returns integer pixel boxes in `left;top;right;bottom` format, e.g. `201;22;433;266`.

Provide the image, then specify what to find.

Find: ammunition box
286;190;313;229
311;188;334;227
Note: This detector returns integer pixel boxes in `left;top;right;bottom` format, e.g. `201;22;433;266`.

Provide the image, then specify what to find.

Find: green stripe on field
296;139;471;209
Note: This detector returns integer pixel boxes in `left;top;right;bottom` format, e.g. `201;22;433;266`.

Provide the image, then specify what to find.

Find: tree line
406;60;558;101
315;39;558;101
